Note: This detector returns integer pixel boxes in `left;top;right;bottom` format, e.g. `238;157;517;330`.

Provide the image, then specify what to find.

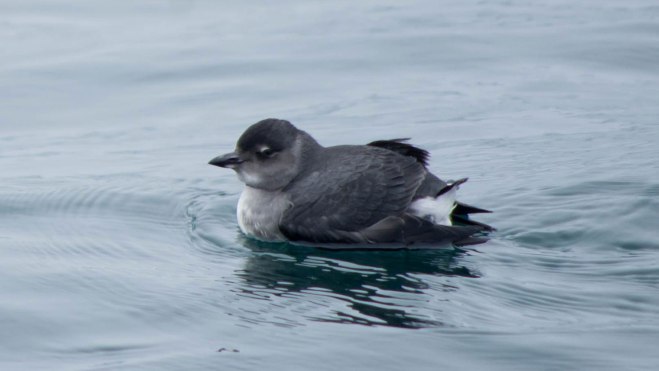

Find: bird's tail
433;180;496;232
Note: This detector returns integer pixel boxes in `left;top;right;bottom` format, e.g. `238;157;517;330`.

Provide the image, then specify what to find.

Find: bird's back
281;144;427;240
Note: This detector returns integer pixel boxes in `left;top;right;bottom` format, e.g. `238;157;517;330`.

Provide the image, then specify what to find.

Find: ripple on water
0;177;234;335
0;178;186;260
184;190;249;259
501;178;659;253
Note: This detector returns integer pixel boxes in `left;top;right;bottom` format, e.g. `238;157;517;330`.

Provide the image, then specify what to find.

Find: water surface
1;1;659;370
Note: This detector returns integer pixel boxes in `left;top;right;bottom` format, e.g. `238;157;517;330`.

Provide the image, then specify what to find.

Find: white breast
237;187;291;242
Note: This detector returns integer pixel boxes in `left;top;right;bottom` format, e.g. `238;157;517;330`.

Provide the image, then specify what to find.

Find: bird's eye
259;148;275;157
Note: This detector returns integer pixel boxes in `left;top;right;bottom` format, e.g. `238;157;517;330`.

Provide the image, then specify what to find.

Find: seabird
209;118;493;249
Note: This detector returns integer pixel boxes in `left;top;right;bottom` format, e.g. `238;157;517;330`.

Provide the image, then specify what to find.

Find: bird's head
209;118;318;191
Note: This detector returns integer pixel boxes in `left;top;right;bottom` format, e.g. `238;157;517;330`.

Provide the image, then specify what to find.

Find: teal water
1;1;659;370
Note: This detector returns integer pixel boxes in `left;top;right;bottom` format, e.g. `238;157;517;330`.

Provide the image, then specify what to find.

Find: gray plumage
209;118;492;248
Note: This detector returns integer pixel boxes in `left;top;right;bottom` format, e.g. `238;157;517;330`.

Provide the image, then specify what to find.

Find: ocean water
1;1;659;370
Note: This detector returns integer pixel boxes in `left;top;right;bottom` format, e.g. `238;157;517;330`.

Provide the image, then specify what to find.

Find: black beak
208;152;244;168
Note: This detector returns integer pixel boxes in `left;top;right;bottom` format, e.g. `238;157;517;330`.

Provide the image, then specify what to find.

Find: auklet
209;118;492;249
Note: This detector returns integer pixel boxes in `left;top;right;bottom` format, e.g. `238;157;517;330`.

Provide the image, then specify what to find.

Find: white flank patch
408;187;459;226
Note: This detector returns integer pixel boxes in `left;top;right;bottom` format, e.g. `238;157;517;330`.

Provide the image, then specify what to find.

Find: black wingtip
367;139;430;167
453;201;492;215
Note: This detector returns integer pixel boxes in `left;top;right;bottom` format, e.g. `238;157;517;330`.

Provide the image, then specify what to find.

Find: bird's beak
208;152;244;168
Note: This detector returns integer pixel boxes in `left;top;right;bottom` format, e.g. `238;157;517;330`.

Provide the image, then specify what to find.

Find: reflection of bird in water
235;237;479;328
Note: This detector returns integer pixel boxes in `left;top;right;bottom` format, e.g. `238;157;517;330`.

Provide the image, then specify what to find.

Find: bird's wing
279;146;426;244
367;139;449;199
367;138;430;167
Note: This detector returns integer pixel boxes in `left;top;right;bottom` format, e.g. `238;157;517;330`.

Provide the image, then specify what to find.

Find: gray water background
1;1;659;370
